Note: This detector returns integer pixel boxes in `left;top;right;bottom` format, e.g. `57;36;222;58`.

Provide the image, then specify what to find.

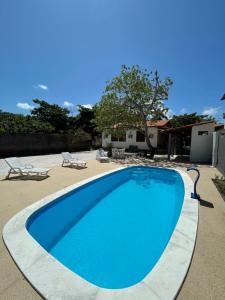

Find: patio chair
5;157;50;179
112;148;125;159
96;149;110;162
61;152;86;168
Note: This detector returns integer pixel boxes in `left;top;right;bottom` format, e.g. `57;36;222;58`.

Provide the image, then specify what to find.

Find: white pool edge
2;166;198;300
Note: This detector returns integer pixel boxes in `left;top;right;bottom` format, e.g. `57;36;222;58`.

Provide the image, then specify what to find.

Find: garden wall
212;129;225;176
0;134;92;158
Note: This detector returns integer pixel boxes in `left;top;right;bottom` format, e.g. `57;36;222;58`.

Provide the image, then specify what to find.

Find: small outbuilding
165;121;218;163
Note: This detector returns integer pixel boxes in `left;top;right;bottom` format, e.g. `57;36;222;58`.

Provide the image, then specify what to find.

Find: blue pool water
27;166;184;289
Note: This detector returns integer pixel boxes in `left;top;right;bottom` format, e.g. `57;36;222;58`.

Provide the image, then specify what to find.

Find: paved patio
0;150;97;175
0;157;225;299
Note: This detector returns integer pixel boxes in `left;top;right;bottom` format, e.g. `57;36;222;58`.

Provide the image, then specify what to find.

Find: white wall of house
102;127;158;150
190;123;214;163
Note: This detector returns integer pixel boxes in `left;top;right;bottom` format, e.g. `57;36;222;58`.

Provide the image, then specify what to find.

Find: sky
0;0;224;120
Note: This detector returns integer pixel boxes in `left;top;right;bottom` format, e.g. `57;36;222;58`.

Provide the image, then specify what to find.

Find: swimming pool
3;166;198;299
27;166;184;289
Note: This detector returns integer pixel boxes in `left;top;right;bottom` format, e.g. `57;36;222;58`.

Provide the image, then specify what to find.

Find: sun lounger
5;157;50;179
61;152;86;168
96;149;110;162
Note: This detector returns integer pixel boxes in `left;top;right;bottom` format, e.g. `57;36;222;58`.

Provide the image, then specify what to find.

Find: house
165;121;223;163
190;121;216;162
102;120;171;151
102;119;224;163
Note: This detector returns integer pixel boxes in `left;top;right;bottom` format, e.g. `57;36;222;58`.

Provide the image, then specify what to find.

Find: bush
72;128;91;141
0;112;54;134
213;175;225;199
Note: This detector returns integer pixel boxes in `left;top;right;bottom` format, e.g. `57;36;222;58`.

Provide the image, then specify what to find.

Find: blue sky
0;0;224;120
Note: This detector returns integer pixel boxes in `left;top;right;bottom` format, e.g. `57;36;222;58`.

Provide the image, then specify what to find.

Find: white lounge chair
61;152;86;168
5;157;50;179
96;149;110;162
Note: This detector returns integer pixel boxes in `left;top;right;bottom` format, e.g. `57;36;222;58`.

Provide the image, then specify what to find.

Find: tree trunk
144;122;155;159
135;103;156;159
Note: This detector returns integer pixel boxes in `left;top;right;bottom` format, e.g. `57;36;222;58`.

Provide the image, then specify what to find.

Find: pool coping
2;166;198;300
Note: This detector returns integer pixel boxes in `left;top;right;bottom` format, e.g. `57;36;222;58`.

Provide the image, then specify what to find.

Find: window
111;135;117;142
198;131;208;136
118;133;126;142
111;135;118;142
111;131;126;142
136;131;145;142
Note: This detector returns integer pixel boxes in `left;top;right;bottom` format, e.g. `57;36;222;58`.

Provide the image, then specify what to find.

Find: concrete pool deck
0;159;225;299
0;151;97;176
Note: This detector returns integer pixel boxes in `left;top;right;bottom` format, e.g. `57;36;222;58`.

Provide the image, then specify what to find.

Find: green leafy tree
31;99;70;132
93;65;173;157
0;100;98;136
73;128;91;141
73;105;96;136
170;113;214;128
0;111;54;134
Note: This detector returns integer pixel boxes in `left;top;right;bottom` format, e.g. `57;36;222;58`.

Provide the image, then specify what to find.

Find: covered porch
161;124;192;161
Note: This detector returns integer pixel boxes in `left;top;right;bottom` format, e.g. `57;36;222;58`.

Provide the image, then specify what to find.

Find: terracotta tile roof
215;124;224;130
146;119;170;127
164;120;215;133
112;119;170;129
192;120;215;126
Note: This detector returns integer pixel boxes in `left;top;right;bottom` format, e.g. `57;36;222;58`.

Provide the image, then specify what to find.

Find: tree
0;100;98;136
31;99;70;132
93;65;173;157
170;113;214;128
0;111;54;135
73;105;96;137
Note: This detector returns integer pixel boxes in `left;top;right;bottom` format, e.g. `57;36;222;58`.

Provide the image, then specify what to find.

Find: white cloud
64;101;74;108
80;104;93;109
17;102;34;110
202;106;221;117
180;107;187;114
34;84;48;91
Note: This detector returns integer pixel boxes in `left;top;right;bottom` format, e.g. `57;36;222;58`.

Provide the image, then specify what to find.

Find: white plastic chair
96;149;109;162
61;152;86;168
5;157;50;179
